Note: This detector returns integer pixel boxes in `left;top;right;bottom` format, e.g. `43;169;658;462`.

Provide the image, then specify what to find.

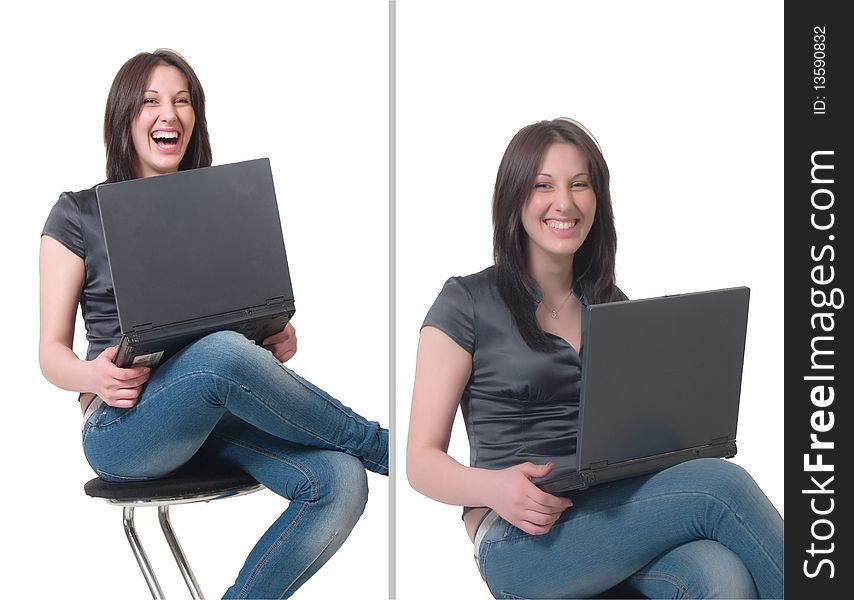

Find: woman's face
131;64;195;179
521;142;596;269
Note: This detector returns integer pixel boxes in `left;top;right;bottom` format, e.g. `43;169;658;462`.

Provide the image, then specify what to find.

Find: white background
0;1;785;599
1;1;388;598
396;1;783;599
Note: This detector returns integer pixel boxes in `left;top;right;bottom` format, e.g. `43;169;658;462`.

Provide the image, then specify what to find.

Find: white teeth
152;131;178;140
547;220;576;230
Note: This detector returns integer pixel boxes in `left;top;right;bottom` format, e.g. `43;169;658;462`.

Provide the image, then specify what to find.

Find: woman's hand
88;346;151;408
262;322;297;363
488;462;573;536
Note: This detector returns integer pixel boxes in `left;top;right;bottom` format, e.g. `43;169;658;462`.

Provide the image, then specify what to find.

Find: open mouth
151;130;180;149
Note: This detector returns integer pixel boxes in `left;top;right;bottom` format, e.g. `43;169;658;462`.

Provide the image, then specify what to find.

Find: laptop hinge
266;296;286;306
132;322;154;332
589;460;609;470
711;436;730;446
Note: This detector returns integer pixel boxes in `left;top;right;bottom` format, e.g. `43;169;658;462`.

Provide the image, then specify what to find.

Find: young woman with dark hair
103;49;212;183
407;118;783;599
39;49;387;599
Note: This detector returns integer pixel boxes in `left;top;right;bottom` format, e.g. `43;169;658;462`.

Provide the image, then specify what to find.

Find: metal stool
84;467;264;599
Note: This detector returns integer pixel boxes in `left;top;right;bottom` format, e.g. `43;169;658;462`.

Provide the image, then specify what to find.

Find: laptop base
116;304;294;368
535;441;738;495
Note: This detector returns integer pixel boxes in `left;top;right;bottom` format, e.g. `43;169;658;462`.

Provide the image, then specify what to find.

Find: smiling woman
131;66;195;176
38;48;388;599
103;50;210;183
523;143;596;265
406;118;784;599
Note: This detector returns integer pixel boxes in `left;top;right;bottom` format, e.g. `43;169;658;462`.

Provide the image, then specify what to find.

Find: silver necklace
541;291;574;319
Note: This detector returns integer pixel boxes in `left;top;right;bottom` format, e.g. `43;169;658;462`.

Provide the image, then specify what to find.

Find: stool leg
158;505;205;599
123;506;165;599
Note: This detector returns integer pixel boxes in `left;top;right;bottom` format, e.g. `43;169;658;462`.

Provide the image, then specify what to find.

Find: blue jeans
476;459;783;599
82;330;388;599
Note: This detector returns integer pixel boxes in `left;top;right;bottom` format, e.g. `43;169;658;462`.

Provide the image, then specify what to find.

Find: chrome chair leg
86;472;263;598
158;505;205;599
123;506;164;599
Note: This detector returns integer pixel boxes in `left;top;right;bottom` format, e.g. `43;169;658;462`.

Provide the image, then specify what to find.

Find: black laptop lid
576;287;749;470
97;158;294;332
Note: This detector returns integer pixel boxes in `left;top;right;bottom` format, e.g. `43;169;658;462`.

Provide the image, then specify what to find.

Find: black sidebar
785;2;851;597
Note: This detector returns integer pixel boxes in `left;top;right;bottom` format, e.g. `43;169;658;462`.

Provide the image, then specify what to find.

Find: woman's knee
175;330;274;388
328;453;369;514
695;459;767;511
632;540;757;599
668;458;758;500
190;330;259;367
300;452;368;527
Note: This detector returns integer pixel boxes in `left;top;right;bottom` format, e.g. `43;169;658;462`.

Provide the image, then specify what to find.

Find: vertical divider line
388;1;397;598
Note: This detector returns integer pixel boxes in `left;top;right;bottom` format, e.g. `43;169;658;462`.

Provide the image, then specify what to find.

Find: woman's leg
82;330;387;479
628;540;758;599
189;415;369;599
476;459;783;599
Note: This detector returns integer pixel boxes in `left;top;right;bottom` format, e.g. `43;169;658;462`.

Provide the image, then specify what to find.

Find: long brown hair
492;118;618;352
103;49;211;182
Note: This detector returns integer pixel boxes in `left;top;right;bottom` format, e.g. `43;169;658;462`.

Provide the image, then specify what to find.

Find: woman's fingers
519;508;563;527
102;370;149;394
528;490;573;512
109;364;150;381
264;341;297;363
101;387;141;407
105;396;138;408
515;519;555;536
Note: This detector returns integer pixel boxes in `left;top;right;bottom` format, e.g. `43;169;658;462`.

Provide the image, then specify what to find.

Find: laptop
96;158;296;369
534;287;749;494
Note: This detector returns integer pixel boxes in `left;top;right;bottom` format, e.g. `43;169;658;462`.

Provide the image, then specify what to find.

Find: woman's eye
572;181;590;190
534;182;551;190
142;98;157;105
176;97;191;104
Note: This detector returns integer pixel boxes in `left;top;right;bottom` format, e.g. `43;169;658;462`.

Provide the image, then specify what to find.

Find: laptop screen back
97;158;294;332
576;287;749;470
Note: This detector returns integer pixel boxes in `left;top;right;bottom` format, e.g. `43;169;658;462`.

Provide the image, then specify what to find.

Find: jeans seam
81;422;93;445
86;406;123;428
94;469;162;482
239;501;310;598
630;569;692;598
278;531;338;599
276;366;386;472
211;432;319;501
479;541;496;593
216;433;322;598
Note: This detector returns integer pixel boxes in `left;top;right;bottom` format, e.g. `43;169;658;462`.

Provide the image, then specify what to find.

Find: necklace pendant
550;310;559;319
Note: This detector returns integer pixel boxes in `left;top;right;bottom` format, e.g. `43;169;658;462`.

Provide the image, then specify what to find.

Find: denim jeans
82;330;388;599
475;459;783;599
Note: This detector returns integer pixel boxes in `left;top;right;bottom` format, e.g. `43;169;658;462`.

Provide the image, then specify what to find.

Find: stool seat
85;466;264;599
85;467;261;505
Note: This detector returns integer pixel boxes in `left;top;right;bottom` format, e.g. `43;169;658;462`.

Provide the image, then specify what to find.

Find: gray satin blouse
422;266;626;513
42;187;121;361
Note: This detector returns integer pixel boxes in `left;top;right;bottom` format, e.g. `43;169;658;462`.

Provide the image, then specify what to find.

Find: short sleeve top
42;187;121;360
422;266;627;506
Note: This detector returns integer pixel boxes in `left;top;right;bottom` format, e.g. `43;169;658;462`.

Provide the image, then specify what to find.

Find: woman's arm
39;236;150;406
407;326;572;535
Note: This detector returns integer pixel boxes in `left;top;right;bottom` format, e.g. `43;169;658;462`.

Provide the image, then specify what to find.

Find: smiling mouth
545;219;578;230
151;130;180;148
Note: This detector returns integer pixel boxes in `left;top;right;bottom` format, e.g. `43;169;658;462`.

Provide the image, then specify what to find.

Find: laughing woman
39;49;388;599
407;119;783;599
